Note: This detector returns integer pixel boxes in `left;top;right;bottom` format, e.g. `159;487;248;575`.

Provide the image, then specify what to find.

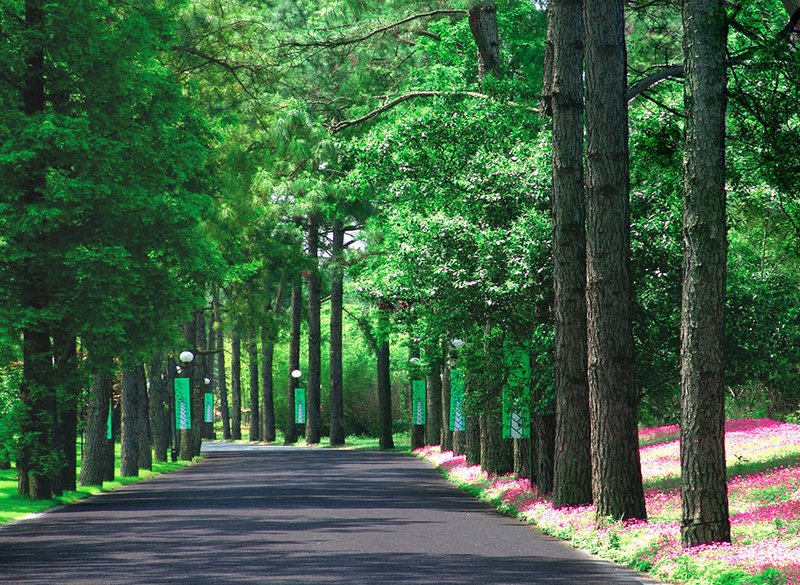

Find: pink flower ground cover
415;419;800;585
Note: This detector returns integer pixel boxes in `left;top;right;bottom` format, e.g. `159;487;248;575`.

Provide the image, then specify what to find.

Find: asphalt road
0;444;661;584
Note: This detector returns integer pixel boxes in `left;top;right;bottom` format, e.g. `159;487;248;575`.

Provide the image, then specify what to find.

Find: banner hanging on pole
449;368;466;432
411;379;426;425
204;392;214;423
295;388;306;424
174;378;191;430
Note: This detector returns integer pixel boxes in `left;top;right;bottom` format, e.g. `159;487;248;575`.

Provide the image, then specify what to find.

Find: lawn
0;445;192;526
416;419;800;585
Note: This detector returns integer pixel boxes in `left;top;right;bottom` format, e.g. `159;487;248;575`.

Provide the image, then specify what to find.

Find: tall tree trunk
136;365;152;471
120;368;139;477
306;215;322;445
248;333;260;441
535;414;556;494
329;220;346;446
469;1;501;79
260;281;283;443
17;0;54;501
148;354;170;463
514;438;532;479
441;359;453;451
584;0;647;521
480;412;513;476
284;277;302;445
549;0;592;509
426;351;443;447
197;307;212;440
377;307;394;450
80;375;113;487
214;293;231;440
465;414;481;466
230;329;242;441
53;333;79;494
680;0;731;547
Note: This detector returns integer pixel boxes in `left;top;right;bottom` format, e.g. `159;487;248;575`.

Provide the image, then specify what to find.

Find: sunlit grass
0;443;192;526
416;418;800;585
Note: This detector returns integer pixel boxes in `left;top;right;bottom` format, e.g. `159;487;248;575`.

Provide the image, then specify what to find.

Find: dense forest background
0;0;797;533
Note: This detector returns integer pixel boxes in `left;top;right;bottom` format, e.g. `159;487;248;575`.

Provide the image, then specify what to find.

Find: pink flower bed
415;418;800;584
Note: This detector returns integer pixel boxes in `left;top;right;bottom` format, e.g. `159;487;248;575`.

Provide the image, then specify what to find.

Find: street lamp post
172;350;194;462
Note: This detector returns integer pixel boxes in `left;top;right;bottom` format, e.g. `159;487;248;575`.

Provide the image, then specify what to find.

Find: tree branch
330;91;533;133
281;10;467;49
625;64;684;101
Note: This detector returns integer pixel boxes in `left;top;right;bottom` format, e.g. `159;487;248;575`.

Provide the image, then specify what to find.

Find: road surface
0;443;661;584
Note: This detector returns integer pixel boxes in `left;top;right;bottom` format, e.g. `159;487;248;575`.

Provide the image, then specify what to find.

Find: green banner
502;349;531;439
295;388;306;424
204;392;214;423
411;379;426;425
174;377;191;430
449;368;465;432
106;398;113;440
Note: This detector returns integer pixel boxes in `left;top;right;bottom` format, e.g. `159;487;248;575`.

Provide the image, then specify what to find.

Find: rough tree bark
329;220;346;446
261;282;283;443
584;0;647;521
284;277;302;445
17;0;55;501
148;354;170;462
120;368;140;477
230;329;242;441
548;0;593;509
136;365;152;471
426;350;443;447
469;1;501;79
377;306;394;450
80;375;113;487
465;414;481;466
680;0;731;547
248;333;260;441
53;333;79;494
441;359;453;451
306;215;323;445
213;293;231;440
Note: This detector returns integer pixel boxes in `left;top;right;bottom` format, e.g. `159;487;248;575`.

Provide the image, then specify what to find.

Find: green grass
0;445;192;526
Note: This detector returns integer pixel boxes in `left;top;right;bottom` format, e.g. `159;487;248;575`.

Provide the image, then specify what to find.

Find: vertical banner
502;350;531;439
411;379;426;425
204;392;214;423
449;368;466;432
295;388;306;424
106;398;113;440
174;377;192;430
